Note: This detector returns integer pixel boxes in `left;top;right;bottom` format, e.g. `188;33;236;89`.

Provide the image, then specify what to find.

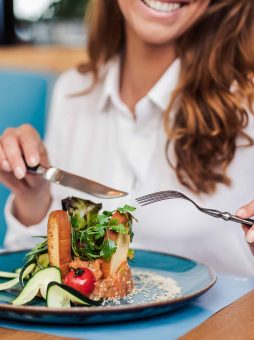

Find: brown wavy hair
80;0;254;194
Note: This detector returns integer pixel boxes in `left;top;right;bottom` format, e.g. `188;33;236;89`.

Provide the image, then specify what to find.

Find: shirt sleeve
3;73;69;250
4;194;60;250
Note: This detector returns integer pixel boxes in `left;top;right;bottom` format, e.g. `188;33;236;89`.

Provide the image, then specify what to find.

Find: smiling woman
84;0;254;193
1;0;254;277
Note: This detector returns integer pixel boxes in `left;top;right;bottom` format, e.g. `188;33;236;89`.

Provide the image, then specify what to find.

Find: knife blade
26;164;128;199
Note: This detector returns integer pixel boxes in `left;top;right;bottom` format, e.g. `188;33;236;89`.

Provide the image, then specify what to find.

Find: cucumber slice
37;253;49;268
33;253;50;275
12;267;61;306
0;277;19;290
0;271;18;279
46;282;102;308
0;262;36;291
19;253;50;287
19;261;37;287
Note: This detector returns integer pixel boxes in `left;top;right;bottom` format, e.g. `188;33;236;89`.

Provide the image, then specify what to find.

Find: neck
120;26;176;114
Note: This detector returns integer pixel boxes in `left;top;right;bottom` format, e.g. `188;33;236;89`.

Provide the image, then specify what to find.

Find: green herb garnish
24;238;48;264
62;197;137;261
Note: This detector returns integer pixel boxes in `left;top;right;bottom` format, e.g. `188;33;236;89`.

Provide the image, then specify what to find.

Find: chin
118;0;210;45
128;21;185;46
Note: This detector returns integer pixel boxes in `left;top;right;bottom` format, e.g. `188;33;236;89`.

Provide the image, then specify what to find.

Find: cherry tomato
64;267;96;296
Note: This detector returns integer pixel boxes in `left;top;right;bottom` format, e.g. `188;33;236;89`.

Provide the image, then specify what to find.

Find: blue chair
0;69;55;246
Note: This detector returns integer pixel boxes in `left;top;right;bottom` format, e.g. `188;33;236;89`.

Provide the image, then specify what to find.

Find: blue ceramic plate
0;249;216;324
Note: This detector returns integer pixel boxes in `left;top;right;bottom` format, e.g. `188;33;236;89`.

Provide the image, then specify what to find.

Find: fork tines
136;190;184;206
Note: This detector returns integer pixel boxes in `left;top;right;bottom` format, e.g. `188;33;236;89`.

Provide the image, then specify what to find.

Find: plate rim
0;248;217;315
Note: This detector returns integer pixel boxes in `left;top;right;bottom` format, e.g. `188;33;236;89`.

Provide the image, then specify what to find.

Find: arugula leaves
62;197;136;261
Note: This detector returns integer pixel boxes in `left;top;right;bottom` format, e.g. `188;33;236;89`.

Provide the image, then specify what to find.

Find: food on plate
52;198;136;300
64;267;96;296
47;210;72;277
0;197;137;307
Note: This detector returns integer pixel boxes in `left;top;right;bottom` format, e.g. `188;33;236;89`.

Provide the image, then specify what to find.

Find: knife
26;164;128;199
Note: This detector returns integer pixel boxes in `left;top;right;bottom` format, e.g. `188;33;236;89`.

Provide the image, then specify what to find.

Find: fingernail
1;160;11;172
236;208;246;217
29;155;39;166
14;166;25;179
246;229;254;243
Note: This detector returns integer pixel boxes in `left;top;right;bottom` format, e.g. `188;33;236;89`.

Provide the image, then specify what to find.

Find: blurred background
0;0;90;246
0;0;88;71
1;0;90;45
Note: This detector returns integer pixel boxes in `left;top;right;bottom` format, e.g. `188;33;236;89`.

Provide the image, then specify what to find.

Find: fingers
241;224;254;243
0;143;11;172
245;227;254;244
0;137;28;193
0;125;45;180
236;200;254;219
0;170;28;194
25;171;48;189
18;125;40;167
1;129;26;179
23;137;50;188
236;201;254;244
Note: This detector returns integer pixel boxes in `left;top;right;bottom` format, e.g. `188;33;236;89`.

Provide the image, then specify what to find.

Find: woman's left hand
236;201;254;255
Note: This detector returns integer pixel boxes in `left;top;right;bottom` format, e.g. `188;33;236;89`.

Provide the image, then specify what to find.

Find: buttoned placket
97;56;181;193
104;65;163;192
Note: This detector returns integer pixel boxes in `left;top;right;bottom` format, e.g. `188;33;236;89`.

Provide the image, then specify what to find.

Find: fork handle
229;215;254;227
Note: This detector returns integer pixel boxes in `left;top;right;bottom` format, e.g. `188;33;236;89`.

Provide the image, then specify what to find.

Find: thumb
245;226;254;244
25;143;50;189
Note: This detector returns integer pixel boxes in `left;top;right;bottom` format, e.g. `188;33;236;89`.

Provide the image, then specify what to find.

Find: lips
142;0;189;13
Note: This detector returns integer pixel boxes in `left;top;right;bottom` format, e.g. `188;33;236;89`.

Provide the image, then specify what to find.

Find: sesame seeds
101;268;181;306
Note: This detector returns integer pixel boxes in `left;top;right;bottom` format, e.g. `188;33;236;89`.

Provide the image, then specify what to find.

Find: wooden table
0;327;77;339
0;45;87;72
180;289;254;340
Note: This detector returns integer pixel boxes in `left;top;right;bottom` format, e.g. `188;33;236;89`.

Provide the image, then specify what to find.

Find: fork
136;190;254;227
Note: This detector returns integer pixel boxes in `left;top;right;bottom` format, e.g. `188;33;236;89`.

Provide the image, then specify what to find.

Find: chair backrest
0;69;55;246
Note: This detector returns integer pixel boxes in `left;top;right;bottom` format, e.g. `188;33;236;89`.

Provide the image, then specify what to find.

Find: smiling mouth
142;0;188;13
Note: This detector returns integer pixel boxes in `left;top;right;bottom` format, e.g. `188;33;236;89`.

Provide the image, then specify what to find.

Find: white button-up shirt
4;57;254;276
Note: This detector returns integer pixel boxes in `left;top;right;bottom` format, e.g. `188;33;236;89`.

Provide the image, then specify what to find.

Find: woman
0;0;254;275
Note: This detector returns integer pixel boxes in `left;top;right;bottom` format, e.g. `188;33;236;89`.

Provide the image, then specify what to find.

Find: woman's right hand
0;124;52;226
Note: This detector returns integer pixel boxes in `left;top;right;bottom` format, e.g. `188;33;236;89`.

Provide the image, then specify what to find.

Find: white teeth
143;0;182;13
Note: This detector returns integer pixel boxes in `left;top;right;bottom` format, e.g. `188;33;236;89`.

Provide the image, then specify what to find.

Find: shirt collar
147;58;181;112
97;56;121;112
97;56;181;113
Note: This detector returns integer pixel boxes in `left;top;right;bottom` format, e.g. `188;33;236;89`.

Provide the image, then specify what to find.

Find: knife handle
23;157;48;175
27;164;48;176
26;163;40;172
